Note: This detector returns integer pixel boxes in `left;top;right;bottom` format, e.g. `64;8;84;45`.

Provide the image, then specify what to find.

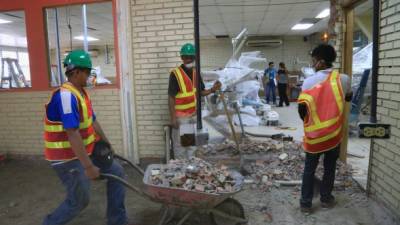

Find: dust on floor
0;159;398;225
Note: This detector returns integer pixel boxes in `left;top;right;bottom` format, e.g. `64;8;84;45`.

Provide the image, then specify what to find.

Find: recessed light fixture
291;23;314;30
0;18;12;24
73;35;99;41
316;9;330;19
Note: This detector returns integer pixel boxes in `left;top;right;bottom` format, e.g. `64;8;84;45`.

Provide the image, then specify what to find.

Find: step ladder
0;58;29;88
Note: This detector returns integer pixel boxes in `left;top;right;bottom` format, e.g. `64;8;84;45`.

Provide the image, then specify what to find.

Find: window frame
0;0;120;92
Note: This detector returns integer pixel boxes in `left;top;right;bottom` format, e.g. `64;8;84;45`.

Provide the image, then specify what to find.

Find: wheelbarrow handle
100;173;146;196
114;154;145;176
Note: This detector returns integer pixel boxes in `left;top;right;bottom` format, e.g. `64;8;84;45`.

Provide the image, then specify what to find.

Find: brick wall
368;0;400;219
0;89;124;156
200;36;318;72
331;1;344;71
131;0;194;158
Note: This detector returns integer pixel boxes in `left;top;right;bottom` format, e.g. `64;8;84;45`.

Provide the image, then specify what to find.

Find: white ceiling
199;0;331;37
0;0;373;49
0;2;113;49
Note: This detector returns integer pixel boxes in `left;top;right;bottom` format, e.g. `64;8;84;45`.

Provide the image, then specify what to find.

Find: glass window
0;10;31;89
45;1;116;87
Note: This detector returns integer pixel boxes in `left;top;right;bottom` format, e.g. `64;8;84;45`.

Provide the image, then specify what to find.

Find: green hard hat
180;43;196;56
63;50;92;71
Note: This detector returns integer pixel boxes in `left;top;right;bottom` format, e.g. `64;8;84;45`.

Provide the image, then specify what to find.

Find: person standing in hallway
168;43;221;159
264;62;277;105
277;62;290;107
43;50;136;225
297;44;353;214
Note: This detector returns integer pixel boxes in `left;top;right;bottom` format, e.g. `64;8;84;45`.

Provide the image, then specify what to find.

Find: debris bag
239;55;267;71
353;43;372;75
352;43;372;98
235;80;261;101
240;51;264;58
240;105;257;116
233;114;260;126
201;70;220;82
242;98;264;108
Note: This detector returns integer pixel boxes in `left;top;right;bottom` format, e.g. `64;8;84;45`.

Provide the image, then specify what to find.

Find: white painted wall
200;36;320;72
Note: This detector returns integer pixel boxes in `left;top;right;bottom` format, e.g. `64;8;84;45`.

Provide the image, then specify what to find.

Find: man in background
264;62;277;105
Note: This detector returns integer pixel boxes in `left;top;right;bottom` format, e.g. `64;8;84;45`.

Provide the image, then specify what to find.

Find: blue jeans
300;145;340;208
43;159;128;225
265;80;276;104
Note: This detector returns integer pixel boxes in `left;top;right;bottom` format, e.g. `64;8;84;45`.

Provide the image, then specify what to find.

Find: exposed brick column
369;0;400;220
131;0;194;158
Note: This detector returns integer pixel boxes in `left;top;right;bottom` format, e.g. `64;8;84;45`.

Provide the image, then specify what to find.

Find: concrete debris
151;169;160;176
197;138;300;156
198;138;353;191
261;175;269;184
278;153;288;161
244;179;255;184
150;157;241;194
240;145;353;190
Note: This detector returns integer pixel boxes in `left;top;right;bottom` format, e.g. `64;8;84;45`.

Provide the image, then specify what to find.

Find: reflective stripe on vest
173;67;197;117
298;70;345;153
44;83;96;161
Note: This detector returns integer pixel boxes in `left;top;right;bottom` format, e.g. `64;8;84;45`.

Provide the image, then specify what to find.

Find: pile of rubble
196;138;353;190
241;149;353;189
150;157;242;193
197;138;299;156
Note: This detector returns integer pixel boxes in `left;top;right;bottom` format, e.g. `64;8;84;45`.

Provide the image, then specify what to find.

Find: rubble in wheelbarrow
196;138;353;191
150;157;241;194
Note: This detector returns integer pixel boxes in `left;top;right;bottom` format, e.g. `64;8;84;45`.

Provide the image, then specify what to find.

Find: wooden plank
340;9;354;163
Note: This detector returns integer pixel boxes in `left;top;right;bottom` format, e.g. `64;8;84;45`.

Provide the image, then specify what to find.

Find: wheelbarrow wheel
210;198;246;225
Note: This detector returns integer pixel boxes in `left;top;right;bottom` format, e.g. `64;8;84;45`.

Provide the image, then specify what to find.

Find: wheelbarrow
101;154;248;225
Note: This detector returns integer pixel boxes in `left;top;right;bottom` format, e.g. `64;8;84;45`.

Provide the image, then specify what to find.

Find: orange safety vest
297;70;345;153
172;66;197;117
44;83;97;161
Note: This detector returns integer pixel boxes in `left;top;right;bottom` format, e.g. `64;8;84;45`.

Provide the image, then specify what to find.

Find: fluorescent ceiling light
291;23;314;30
316;9;330;18
73;35;99;41
0;18;12;24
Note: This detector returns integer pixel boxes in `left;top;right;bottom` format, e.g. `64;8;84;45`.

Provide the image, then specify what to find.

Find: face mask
184;62;194;69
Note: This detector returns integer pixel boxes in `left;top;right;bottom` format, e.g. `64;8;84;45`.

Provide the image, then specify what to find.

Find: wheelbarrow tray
143;164;243;209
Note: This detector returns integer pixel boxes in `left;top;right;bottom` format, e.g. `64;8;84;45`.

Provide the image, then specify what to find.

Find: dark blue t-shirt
46;89;96;129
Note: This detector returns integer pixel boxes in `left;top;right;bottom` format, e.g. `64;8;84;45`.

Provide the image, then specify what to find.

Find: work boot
321;199;336;209
300;206;312;215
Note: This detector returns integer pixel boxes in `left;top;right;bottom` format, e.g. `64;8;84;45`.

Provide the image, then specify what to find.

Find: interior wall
368;0;400;219
200;35;321;72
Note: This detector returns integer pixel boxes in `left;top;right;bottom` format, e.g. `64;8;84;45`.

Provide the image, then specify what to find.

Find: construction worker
168;43;221;159
43;50;133;225
298;44;352;214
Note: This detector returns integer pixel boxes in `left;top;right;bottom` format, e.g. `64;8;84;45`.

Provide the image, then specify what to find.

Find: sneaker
300;206;312;215
321;200;336;209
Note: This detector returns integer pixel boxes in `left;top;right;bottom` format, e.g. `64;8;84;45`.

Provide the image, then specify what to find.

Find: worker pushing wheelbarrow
101;153;247;225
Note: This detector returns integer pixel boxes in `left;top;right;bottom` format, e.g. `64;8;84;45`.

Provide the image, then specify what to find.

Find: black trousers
278;83;290;106
300;145;340;208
